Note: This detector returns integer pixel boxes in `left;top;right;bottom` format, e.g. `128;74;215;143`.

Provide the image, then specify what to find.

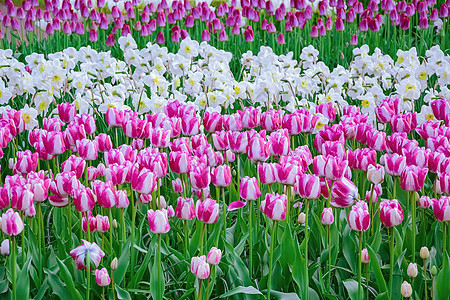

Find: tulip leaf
343;279;360;300
115;285;132;300
219;286;264;298
114;239;131;285
55;257;83;300
435;251;450;299
45;268;75;299
224;240;251;286
16;257;32;300
366;245;387;294
268;290;301;299
342;228;357;273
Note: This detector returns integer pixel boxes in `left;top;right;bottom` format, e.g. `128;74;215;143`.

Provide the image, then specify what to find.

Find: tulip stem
369;184;374;235
303;198;310;300
109;208;113;255
393;176;397;199
358;231;362;300
130;191;138;279
11;236;16;300
86;249;91;300
443;222;447;255
389;227;395;299
222;187;226;242
365;264;369;300
198;279;203;300
410;192;416;263
37;202;43;284
111;270;116;300
423;259;428;300
205;273;211;300
157;234;162;300
328;225;331;293
248;199;253;280
199;223;206;255
267;221;277;300
121;209;126;244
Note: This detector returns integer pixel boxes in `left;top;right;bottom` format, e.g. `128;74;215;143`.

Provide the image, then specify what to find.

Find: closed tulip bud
211;165;231;187
58;102;77;123
384;153;407;177
247;135;270;163
239;176;261;200
175;197;195;220
418;196;431;209
432;197;450;222
95;215;110;233
45;131;66;155
258;163;277;185
380;199;404;227
10;184;34;211
296;174;321;199
190;164;210;190
331;178;359;208
172;178;184;194
203;111;223;133
1;209;24;236
131;167;157;195
95;268;111;286
147;209;170;234
325;156;349;181
191;256;210;279
115;190;129;209
268;129;290;157
260;193;287;221
407;263;418;278
207;247;222;265
77;138;98;161
321;207;334;225
0;239;9;256
111;257;118;270
361;248;370;263
15;150;38;174
196;198;219;224
169;151;191;174
420;246;429;259
348;205;370;231
367;164;385;184
431;265;437;276
96;133;112;153
297;212;306;224
400;281;412;298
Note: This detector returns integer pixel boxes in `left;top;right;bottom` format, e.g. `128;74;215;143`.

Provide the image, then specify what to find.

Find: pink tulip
260;193;287;221
400;165;427;191
211;165;231;187
295;173;321;199
383;153;407;177
380;199;403;227
432;196;450;222
15;150;38;174
190;164;211;190
77;138;98;161
1;208;24;236
96;215;110;233
238;107;260;129
196;198;219;224
95;268;111;286
260;110;281;132
175;197;195;220
321;207;334;225
58;102;77;123
131;167;157;194
73;187;95;212
10;184;34;211
212;131;229;151
172;178;184;194
348;205;370;231
207;247;222;265
247;135;270;163
324;156;349;181
169;151;191;174
418;196;431;209
228;131;248;154
45;131;66;155
62;155;86;178
203;111;223;133
331;178;359;208
70;240;105;270
258;163;277;185
191;256;210;279
239;176;261;200
367;164;385;184
181;115;200;136
147;209;171;234
268;129;290;157
275;163;299;186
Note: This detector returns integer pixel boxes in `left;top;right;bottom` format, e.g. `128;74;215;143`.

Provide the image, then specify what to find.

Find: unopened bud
112;219;118;229
407;263;418;278
420;246;429;260
111;257;118;270
297;212;306;224
400;281;412;298
431;265;437;276
361;248;370;264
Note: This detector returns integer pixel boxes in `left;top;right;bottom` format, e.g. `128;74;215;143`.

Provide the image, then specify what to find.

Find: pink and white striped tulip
147;209;171;234
1;208;24;236
380;199;404;227
260;193;287;221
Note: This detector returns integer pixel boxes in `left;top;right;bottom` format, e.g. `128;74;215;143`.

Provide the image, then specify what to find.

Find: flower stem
121;209;126;244
11;236;16;300
184;220;189;258
443;222;447;255
222;187;226;241
130;191;138;278
158;234;162;300
389;227;395;299
86;249;91;300
109;208;113;255
358;231;362;300
411;192;416;263
328;225;331;293
303;198;310;300
267;221;277;300
112;271;116;300
249;200;253;280
198;279;203;300
199;222;206;255
423;259;428;299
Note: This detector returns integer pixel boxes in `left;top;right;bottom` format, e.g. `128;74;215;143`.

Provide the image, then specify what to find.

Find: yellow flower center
316;121;325;130
199;98;207;107
185;46;191;53
397;56;405;64
52;75;62;83
405;83;416;91
234;86;241;94
425;113;434;121
362;99;370;108
22;112;31;124
39;101;47;111
301;80;308;88
419;71;427;80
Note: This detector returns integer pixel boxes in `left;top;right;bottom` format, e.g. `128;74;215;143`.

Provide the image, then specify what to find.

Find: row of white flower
0;35;448;131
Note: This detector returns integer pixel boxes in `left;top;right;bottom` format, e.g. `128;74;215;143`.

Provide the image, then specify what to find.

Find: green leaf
16;257;32;300
343;279;359;300
56;257;83;300
366;245;387;294
269;290;301;299
219;286;264;298
114;239;131;285
436;251;450;299
115;285;132;300
45;269;74;299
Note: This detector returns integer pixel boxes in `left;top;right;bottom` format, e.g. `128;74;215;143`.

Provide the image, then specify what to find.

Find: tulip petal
227;200;247;211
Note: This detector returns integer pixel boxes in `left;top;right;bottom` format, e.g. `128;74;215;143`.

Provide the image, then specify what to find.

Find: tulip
203;111;223;133
95;215;109;233
260;193;287;221
0;239;9;256
1;209;24;236
361;249;370;263
258;163;277;185
175;197;195;220
295;174;321;199
268;129;290;157
260;110;281;132
10;184;34;211
239;176;261;200
196;198;219;224
131;167;157;195
0;187;9;209
420;247;429;259
321;207;334;225
73;188;95;212
383;153;407;177
62;155;86;178
96;134;112;153
77;139;98;161
400;165;428;191
207;247;222;265
212;131;229;151
191;256;210;279
15;150;38;174
380;199;403;227
147;209;170;234
95;268;111;286
58;102;77;123
348;205;370;231
211;165;231;187
70;239;105;270
432;196;450;222
115;190;129;209
400;281;412;298
172;178;184;194
247;135;270;163
181;115;200;136
418;196;431;209
223;114;243;132
45;131;66;155
367;164;385;185
106;107;124;127
407;263;418;278
331;178;359;208
169;151;191;174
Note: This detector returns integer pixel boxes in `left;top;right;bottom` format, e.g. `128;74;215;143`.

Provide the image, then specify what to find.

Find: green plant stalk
423;259;427;300
111;270;116;300
443;222;447;255
411;192;416;263
121;209;126;244
303;198;310;300
365;264;369;300
11;236;16;300
184;220;189;257
205;272;211;300
199;222;206;255
158;234;162;300
328;225;331;293
109;208;114;255
249;199;253;280
37;202;43;285
267;221;277;300
130;191;138;278
222;187;226;241
369;185;374;235
389;227;395;299
358;231;363;300
86;249;91;300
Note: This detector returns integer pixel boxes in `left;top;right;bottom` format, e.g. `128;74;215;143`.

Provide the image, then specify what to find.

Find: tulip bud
111;257;118;270
420;247;429;259
361;248;370;263
0;239;10;256
407;263;418;278
147;209;170;234
207;247;222;265
297;212;306;224
1;209;24;236
320;207;334;225
431;265;437;276
95;268;111;286
400;281;412;298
